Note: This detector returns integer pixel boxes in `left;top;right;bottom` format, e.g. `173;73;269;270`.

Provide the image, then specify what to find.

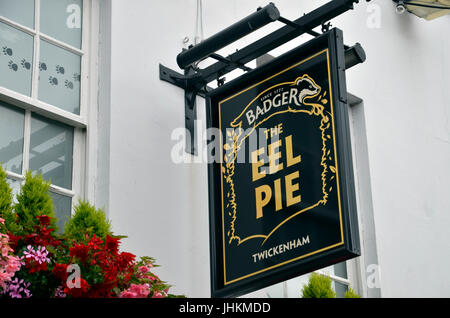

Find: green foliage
0;170;182;298
0;165;12;215
0;165;19;234
301;273;337;298
344;287;361;298
14;171;57;235
63;199;111;241
301;272;362;299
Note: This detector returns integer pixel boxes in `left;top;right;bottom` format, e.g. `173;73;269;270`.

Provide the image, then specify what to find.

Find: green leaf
14;171;57;235
63;199;112;241
301;273;336;298
344;287;361;298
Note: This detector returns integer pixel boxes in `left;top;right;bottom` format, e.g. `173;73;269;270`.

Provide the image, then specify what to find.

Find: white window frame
347;94;381;298
0;0;100;214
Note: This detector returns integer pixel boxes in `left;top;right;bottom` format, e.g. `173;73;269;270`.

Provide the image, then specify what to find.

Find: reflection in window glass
38;40;81;114
29;114;74;189
0;0;35;29
49;191;72;233
6;178;22;204
0;22;34;96
0;102;25;174
40;0;83;49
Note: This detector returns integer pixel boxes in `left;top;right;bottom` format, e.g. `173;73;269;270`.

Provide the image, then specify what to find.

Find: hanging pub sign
206;28;360;297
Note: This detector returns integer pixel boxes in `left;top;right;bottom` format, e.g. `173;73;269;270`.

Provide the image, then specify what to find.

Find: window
0;0;93;228
259;262;353;298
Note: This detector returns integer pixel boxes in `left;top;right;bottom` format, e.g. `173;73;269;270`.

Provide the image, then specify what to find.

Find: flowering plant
1;214;179;298
118;257;171;298
0;167;181;299
52;234;136;298
1;215;179;298
3;214;67;298
0;218;22;295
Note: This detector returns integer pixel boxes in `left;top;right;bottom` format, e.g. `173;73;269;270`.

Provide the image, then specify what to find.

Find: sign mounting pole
159;0;369;155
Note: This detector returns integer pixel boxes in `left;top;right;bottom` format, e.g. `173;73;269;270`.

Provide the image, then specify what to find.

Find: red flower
87;235;103;251
20;216;61;248
64;278;90;298
7;232;21;251
26;260;48;273
52;263;69;281
119;252;136;265
70;243;90;263
86;282;116;298
36;215;51;226
105;235;120;254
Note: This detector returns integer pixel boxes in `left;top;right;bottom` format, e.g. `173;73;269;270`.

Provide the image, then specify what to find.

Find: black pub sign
206;29;360;297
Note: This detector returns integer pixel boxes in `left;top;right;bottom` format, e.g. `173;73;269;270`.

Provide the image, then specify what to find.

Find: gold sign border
218;49;344;286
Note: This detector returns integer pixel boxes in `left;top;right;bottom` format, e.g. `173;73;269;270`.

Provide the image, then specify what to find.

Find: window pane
40;0;83;49
266;272;352;298
333;262;347;279
320;262;348;279
265;282;284;298
286;274;311;298
6;178;21;204
0;0;35;29
38;40;81;114
29;114;74;189
0;21;34;96
49;191;72;233
0;101;25;174
332;281;348;298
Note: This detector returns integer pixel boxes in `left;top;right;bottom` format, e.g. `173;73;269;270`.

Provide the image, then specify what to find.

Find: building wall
99;0;450;297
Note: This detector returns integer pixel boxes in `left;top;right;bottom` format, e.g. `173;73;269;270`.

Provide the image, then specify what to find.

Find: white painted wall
98;0;450;297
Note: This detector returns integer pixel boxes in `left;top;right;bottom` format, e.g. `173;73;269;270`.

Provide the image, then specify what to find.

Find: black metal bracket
209;53;253;73
321;21;332;33
184;67;199;155
159;64;213;155
159;0;366;155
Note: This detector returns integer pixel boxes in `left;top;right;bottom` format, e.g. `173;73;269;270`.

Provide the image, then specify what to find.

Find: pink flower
119;284;150;298
0;218;4;225
138;266;149;274
2;246;10;257
130;283;150;298
5;260;21;273
23;245;51;264
152;292;164;298
0;232;22;290
54;286;67;298
118;290;137;298
3;278;32;298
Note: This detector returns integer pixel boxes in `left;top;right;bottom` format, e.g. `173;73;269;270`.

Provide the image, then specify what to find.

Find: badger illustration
295;75;321;106
227;74;321;151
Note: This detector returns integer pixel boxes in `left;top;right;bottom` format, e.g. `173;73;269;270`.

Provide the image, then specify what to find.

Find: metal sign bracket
159;0;369;155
